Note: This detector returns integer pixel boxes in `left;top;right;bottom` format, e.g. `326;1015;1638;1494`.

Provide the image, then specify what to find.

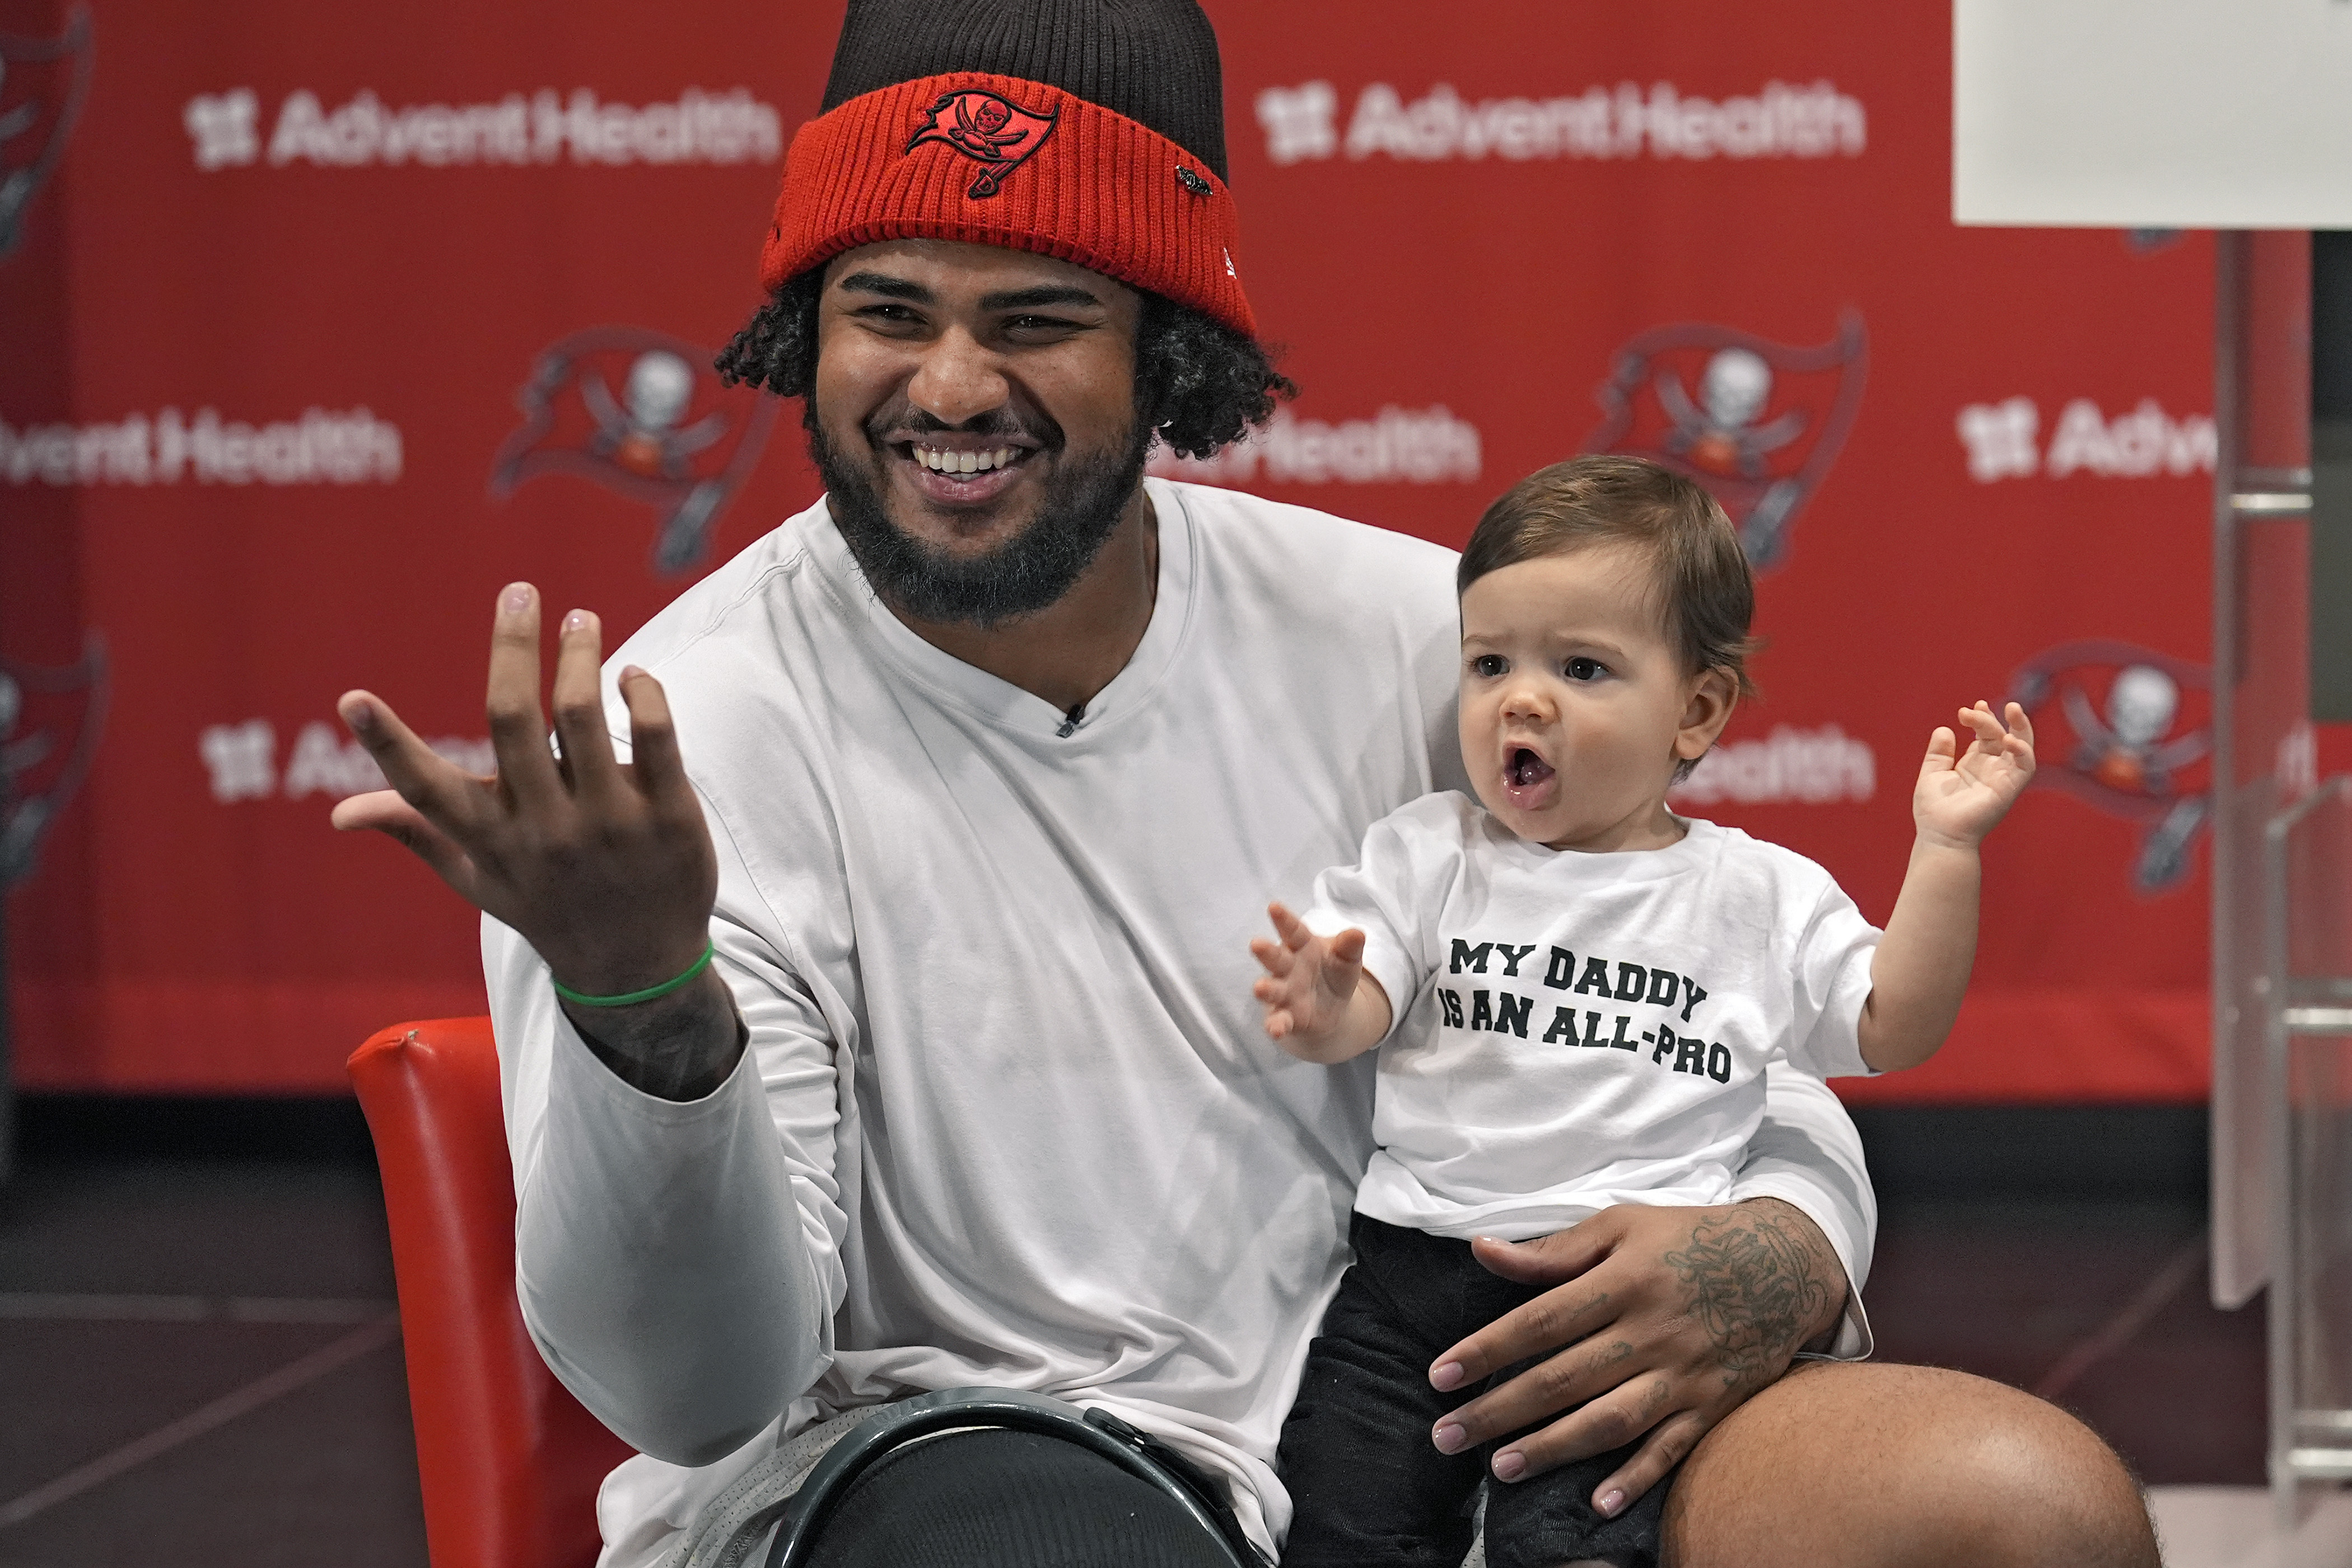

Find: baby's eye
1564;657;1606;681
1469;654;1508;678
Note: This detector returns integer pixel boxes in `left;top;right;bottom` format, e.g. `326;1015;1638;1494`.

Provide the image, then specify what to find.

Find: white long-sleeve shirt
486;480;1879;1566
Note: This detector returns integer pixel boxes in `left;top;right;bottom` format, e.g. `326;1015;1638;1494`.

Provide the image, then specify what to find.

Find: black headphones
763;1387;1269;1567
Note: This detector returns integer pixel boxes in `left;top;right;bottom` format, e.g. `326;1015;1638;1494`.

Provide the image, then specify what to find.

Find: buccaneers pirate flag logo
908;88;1057;199
1583;312;1868;572
2;634;108;889
0;4;93;259
490;326;778;576
2005;640;2212;894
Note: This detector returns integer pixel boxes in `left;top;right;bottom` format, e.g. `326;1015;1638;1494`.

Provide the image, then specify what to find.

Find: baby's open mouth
1507;747;1554;789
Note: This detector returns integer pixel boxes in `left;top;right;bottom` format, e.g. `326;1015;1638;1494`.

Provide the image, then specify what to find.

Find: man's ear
1674;668;1739;764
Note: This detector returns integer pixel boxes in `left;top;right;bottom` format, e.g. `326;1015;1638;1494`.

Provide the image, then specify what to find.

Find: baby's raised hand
1915;700;2037;849
1251;902;1367;1051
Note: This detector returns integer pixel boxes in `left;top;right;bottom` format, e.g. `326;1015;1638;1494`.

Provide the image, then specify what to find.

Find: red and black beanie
760;0;1256;337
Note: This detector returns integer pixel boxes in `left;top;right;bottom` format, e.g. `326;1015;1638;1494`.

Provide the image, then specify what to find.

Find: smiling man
332;3;2158;1565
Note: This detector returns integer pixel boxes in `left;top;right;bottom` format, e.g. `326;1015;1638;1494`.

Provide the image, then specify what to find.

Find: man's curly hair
715;267;1295;458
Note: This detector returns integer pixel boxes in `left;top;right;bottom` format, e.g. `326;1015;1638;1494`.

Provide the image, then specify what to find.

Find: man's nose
906;327;1011;428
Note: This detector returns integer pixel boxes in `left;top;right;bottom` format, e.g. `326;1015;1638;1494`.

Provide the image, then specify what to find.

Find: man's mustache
867;402;1063;452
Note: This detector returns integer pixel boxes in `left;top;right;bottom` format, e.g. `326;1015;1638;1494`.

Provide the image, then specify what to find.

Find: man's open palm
331;582;717;999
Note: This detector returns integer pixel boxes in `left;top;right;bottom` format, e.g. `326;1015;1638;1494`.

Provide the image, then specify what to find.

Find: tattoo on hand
1583;1338;1635;1381
1663;1205;1835;1393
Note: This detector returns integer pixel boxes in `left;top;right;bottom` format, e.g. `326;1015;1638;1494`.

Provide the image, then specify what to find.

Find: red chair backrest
350;1017;633;1568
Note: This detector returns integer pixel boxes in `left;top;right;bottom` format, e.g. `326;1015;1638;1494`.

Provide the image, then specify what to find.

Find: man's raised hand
1914;699;2036;850
1249;902;1392;1065
332;582;718;1006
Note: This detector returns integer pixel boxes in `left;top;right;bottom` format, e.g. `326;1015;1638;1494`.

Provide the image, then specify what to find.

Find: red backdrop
0;0;2303;1100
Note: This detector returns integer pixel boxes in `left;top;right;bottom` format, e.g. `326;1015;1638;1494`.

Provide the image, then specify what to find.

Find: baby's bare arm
1251;902;1396;1064
1859;839;1980;1071
1859;702;2034;1072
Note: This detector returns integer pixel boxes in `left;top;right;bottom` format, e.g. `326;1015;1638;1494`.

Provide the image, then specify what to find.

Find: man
334;3;2160;1564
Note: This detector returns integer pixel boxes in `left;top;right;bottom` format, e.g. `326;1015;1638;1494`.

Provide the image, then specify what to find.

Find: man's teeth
914;446;1019;475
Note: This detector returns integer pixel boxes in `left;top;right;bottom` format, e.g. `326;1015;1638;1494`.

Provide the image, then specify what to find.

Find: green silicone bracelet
550;941;715;1008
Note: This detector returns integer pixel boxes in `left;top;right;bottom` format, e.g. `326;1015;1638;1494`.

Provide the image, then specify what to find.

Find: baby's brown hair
1458;455;1759;779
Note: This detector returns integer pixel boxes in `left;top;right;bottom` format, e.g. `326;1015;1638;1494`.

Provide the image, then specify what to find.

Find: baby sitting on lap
1253;454;2035;1568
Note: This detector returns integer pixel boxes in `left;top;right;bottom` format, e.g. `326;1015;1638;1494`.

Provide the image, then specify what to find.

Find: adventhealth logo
2;407;401;486
198;717;492;805
1956;396;2215;484
1257;78;1865;166
183;86;783;170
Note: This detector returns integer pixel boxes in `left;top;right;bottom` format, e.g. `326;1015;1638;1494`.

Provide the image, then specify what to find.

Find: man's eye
1565;657;1606;681
1470;654;1508;678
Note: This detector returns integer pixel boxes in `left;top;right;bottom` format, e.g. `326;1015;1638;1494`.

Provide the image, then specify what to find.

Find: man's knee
1659;1362;2159;1568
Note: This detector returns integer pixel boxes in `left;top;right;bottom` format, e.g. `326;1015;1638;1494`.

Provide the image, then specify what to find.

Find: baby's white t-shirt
1311;791;1882;1241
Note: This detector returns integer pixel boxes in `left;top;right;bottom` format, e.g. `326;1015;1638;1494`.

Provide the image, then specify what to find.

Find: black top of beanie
820;0;1230;181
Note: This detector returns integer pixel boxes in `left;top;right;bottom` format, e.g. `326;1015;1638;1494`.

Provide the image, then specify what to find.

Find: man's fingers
550;609;619;801
1429;1264;1622;1397
339;691;480;834
328;785;411;834
1583;1408;1711;1520
1435;1312;1641;1455
1250;936;1294;978
1465;1222;1614;1287
484;582;563;811
1329;927;1366;968
1488;1366;1678;1484
618;665;690;806
328;787;488;904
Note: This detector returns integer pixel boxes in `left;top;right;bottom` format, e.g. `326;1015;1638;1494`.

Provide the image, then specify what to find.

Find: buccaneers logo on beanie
760;0;1255;337
906;88;1059;199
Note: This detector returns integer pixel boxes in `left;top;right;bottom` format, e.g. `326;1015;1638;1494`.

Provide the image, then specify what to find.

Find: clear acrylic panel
2266;775;2352;1522
2213;230;2316;1311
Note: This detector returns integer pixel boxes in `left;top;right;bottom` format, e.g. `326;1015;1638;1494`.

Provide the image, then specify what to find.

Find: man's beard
811;404;1151;629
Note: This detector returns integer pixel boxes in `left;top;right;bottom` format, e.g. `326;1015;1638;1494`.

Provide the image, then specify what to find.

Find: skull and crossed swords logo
906;87;1058;199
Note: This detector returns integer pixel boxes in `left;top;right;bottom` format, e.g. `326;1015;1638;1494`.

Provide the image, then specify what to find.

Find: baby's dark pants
1277;1215;1672;1568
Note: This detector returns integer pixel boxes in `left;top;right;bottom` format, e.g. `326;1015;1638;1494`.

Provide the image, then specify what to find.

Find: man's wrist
547;930;720;1002
562;965;747;1102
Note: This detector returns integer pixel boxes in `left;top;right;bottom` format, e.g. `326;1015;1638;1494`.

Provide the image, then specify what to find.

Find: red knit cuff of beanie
760;72;1257;339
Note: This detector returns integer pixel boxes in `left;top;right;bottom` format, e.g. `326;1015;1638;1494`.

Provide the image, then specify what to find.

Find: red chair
350;1017;633;1568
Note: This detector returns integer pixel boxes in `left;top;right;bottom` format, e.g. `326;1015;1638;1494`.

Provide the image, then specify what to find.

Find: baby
1254;455;2034;1568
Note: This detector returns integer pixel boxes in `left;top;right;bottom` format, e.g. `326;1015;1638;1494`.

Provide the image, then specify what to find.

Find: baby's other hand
1915;700;2037;850
1251;902;1365;1048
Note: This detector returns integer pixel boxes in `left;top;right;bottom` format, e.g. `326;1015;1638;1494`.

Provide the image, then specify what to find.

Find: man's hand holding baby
1858;699;2038;1073
1251;903;1395;1065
